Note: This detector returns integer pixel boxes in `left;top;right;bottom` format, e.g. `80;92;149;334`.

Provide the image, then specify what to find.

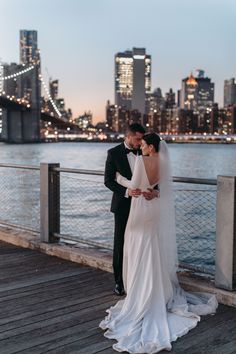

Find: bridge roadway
0;240;236;354
0;96;80;131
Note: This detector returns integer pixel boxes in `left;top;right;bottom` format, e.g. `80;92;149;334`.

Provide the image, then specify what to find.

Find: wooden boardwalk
0;241;236;354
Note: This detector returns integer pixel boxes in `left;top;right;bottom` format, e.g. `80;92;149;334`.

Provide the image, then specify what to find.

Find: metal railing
0;162;235;289
1;163;235;287
0;163;40;231
54;169;217;275
174;179;217;275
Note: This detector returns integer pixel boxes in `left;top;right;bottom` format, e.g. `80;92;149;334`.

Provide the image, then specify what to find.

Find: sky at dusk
1;0;235;123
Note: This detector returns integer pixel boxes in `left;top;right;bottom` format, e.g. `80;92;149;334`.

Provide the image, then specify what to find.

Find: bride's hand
143;188;160;200
128;188;142;198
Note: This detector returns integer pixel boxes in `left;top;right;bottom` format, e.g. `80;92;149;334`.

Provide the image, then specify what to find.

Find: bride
99;133;218;353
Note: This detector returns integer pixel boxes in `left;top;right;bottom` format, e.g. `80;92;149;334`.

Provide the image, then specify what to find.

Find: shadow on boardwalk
0;241;236;354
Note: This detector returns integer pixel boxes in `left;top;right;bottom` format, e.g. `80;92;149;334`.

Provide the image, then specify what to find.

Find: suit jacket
104;143;132;214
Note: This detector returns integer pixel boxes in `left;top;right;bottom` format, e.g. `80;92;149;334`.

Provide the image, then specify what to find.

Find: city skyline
1;0;235;123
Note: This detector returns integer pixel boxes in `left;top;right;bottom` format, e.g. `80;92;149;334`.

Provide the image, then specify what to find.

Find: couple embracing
100;123;218;354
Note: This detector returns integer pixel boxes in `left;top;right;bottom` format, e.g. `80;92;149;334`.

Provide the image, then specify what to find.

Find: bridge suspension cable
40;74;62;118
2;65;35;80
0;61;62;119
0;62;3;92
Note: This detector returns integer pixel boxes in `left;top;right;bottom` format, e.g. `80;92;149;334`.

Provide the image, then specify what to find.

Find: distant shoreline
41;139;236;144
0;138;236;145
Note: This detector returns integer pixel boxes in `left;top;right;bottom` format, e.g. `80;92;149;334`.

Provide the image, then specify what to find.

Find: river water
0;142;236;272
1;142;236;177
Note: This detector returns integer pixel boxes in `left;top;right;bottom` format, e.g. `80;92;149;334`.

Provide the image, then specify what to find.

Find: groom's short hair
126;123;145;135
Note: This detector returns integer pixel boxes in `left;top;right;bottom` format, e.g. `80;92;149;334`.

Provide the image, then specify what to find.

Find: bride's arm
116;170;141;198
116;172;132;188
116;157;142;189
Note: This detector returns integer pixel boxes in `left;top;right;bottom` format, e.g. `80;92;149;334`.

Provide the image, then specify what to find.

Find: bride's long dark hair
142;133;161;152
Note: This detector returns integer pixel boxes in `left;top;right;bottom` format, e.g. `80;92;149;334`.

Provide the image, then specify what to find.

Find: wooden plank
0;293;111;334
0;270;95;299
0;271;112;313
43;332;110;354
0;268;92;292
95;347;117;354
0;299;110;340
14;318;108;354
0;285;113;332
0;301;115;353
19;327;112;354
170;314;236;353
0;285;113;326
0;271;109;306
48;334;114;354
0;241;236;354
0;269;105;298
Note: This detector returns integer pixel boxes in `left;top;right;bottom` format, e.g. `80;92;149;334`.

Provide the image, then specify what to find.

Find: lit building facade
231;104;236;134
20;30;38;65
147;87;165;114
180;73;198;111
224;78;236;107
49;79;59;101
106;100;144;133
180;71;214;112
210;105;236;135
75;111;93;129
115;48;151;116
197;77;214;111
178;109;198;134
106;101;118;131
165;88;176;109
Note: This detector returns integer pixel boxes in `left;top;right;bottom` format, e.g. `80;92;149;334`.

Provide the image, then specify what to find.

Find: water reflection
1;142;236;177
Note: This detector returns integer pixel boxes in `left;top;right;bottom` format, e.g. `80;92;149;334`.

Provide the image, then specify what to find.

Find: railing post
215;176;236;290
40;163;60;243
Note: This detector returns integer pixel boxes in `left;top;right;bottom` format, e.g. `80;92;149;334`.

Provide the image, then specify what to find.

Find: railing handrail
0;163;217;184
0;163;39;170
54;167;104;176
173;176;217;185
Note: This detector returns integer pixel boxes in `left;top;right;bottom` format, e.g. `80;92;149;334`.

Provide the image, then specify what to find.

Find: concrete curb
0;225;235;308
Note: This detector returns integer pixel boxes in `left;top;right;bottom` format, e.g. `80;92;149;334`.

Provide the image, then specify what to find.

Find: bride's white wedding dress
100;142;218;354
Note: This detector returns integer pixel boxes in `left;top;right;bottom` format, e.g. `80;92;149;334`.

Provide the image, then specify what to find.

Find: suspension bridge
0;59;80;143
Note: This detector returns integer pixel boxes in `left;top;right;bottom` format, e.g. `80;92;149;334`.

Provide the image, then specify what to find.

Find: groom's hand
143;188;160;200
128;188;142;198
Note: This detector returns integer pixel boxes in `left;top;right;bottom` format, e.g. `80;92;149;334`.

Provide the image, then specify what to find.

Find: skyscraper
180;71;214;112
196;75;214;111
224;78;236;107
165;88;176;109
180;73;198;111
49;79;59;101
20;30;38;65
106;100;118;131
115;48;151;116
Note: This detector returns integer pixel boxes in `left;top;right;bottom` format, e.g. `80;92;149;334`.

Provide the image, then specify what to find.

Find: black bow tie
125;148;141;155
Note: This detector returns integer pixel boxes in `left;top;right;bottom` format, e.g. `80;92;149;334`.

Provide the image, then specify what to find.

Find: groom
104;123;158;296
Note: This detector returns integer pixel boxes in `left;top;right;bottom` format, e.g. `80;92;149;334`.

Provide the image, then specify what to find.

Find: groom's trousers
113;210;130;286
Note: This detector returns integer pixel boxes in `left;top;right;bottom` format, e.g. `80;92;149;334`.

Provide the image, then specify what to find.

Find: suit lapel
119;143;132;179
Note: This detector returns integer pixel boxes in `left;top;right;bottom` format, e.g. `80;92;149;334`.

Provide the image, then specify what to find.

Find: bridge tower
1;62;41;143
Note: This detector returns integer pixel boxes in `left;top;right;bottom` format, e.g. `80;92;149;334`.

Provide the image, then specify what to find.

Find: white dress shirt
123;142;138;197
124;142;137;173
